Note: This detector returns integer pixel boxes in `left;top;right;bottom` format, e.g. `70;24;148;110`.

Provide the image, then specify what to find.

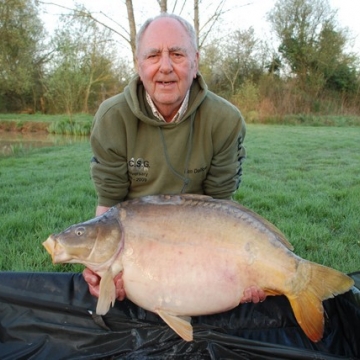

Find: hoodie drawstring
158;112;195;193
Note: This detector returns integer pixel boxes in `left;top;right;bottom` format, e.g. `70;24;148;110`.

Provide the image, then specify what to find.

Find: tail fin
287;261;354;342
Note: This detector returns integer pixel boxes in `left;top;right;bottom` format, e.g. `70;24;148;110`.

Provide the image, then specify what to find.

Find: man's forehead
141;18;189;42
137;17;196;55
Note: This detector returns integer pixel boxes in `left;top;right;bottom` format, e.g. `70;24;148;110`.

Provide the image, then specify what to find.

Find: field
0;124;359;274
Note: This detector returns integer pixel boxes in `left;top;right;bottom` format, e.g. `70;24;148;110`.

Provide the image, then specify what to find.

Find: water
0;132;88;156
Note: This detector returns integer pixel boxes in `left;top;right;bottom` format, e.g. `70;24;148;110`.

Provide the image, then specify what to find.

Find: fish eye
75;227;85;236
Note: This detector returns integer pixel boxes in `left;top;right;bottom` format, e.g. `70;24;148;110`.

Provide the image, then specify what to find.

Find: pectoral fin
96;269;116;315
157;310;193;341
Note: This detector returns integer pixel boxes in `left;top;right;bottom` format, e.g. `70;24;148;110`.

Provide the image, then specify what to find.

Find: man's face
136;17;199;120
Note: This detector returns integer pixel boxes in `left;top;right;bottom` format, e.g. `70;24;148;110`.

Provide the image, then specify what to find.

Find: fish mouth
43;236;55;257
43;235;72;264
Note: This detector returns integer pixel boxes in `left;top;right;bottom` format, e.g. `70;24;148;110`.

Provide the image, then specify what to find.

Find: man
83;13;265;304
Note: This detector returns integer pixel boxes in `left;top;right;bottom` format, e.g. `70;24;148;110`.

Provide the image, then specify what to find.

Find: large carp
43;194;354;342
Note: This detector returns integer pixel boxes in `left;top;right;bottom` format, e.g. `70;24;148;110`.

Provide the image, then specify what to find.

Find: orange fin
157;310;193;341
96;269;116;315
288;262;354;342
264;288;282;296
288;290;324;342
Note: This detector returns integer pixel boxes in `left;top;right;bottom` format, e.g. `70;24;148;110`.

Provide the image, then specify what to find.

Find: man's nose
159;53;173;73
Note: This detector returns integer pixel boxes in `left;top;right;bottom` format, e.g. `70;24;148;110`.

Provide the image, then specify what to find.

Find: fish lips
43;235;73;264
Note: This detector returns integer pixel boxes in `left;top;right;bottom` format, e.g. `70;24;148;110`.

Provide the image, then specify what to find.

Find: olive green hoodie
90;73;246;207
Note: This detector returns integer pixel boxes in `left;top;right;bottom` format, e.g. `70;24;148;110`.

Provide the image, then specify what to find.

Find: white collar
145;90;190;123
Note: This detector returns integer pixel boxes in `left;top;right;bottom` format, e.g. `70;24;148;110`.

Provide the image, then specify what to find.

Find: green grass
263;114;360;126
0;124;359;274
0;113;92;122
234;125;360;272
0;113;93;135
0;143;95;272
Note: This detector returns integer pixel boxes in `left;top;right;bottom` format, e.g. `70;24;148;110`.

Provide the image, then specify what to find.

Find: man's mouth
157;81;175;85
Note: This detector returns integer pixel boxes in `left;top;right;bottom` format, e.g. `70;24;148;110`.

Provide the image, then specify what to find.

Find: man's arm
203;113;246;199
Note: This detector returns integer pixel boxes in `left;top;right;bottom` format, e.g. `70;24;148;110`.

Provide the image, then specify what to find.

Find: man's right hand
82;268;126;301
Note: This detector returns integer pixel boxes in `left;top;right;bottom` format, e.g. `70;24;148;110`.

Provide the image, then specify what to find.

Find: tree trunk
194;0;199;47
125;0;137;69
158;0;167;12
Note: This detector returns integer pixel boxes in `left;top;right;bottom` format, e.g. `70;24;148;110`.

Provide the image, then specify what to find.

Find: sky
39;0;360;56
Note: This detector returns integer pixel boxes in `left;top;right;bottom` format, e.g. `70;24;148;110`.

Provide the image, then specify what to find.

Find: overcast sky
40;0;360;56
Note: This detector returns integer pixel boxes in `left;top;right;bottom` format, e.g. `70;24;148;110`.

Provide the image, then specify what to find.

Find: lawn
0;124;359;274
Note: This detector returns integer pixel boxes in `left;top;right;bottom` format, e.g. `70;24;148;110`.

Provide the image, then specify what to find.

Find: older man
84;13;265;304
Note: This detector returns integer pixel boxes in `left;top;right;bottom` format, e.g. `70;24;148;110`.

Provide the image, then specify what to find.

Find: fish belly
121;238;259;316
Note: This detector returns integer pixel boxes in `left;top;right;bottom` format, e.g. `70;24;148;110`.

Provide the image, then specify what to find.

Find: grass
0;113;359;135
234;125;360;272
0;124;359;274
0;113;92;135
0;113;92;123
0;143;95;272
260;114;360;127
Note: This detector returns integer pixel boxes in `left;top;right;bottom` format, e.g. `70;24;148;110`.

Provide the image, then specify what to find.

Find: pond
0;132;89;156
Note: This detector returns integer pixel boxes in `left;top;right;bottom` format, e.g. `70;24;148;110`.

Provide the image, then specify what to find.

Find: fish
43;194;354;342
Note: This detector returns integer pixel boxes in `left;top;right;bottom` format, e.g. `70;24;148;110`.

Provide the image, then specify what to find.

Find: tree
0;0;46;112
201;27;264;98
268;0;357;95
315;22;359;93
157;0;167;12
125;0;137;68
199;41;224;94
44;6;126;114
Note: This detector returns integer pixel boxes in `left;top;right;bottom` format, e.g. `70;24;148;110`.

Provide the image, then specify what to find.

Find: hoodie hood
124;73;208;127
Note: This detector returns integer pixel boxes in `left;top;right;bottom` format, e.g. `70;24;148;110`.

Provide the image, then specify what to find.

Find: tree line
1;0;359;119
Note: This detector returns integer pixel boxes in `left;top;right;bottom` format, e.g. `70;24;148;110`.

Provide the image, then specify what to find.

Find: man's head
136;13;199;121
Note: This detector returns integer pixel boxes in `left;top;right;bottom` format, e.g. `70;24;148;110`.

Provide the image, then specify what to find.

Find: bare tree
157;0;167;12
194;0;199;47
221;27;260;95
40;1;231;62
125;0;137;67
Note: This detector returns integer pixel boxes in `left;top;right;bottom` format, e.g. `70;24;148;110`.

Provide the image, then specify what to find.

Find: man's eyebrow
142;46;188;56
144;48;161;56
168;46;188;54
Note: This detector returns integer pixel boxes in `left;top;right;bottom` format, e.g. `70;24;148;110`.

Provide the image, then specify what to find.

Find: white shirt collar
145;90;190;123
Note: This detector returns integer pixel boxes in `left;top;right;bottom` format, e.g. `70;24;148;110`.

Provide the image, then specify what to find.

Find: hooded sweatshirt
90;73;246;207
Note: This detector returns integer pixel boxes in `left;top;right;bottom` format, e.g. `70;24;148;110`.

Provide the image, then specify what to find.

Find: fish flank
120;194;291;249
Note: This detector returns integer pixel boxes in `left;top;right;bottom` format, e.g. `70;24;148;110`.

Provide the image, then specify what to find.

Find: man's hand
82;268;126;301
240;285;266;304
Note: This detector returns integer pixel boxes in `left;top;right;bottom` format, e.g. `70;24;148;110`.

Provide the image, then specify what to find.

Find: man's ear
135;58;140;77
193;52;200;78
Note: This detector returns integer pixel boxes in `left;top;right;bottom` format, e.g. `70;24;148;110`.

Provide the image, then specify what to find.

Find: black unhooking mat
0;272;359;360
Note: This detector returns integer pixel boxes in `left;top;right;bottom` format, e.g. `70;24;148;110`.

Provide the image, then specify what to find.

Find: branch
38;1;130;45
